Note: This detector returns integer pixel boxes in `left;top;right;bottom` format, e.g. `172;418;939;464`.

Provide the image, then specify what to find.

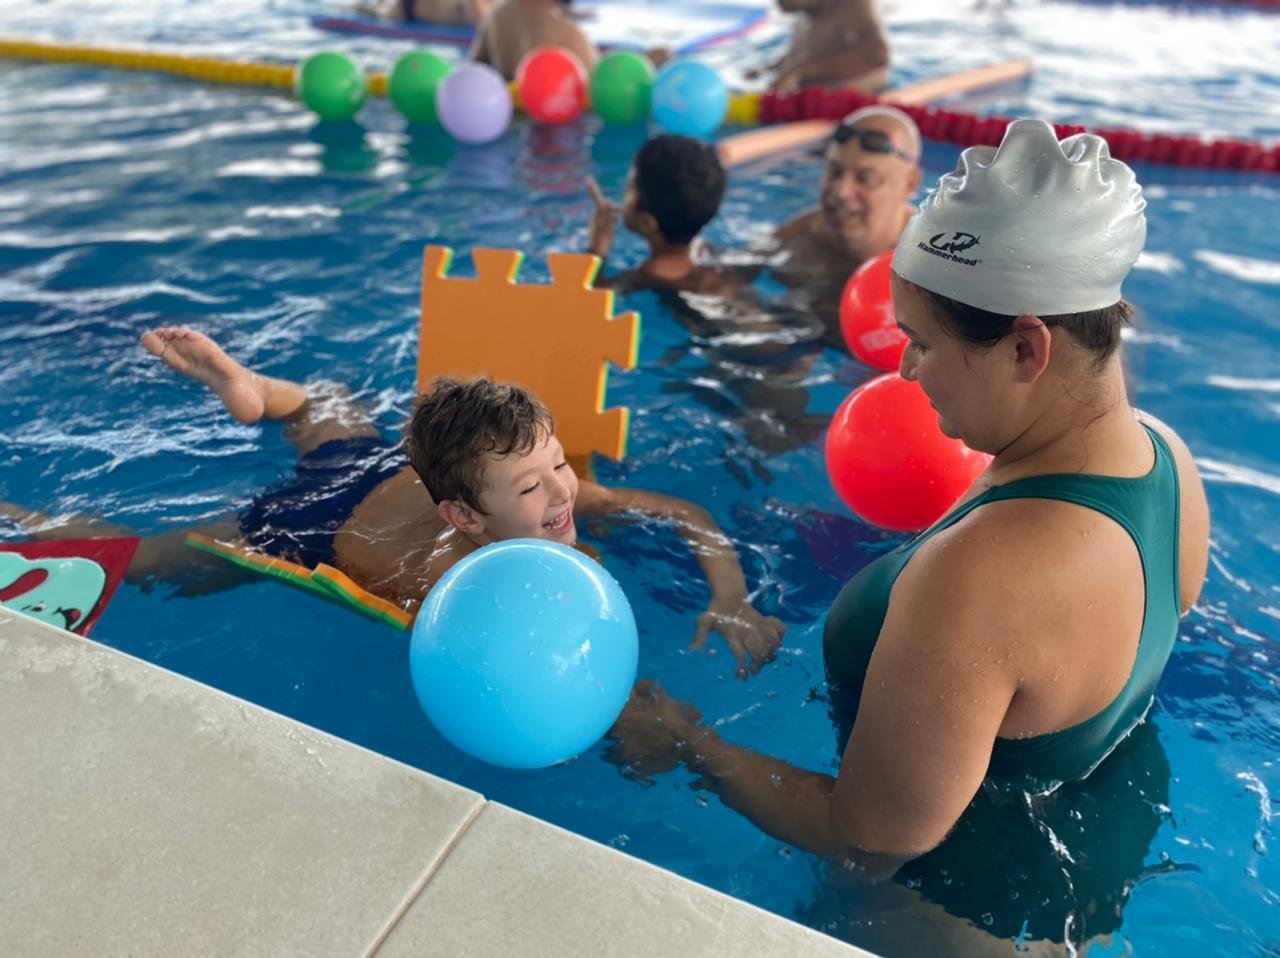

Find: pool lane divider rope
743;85;1280;174
719;58;1035;167
2;37;1276;174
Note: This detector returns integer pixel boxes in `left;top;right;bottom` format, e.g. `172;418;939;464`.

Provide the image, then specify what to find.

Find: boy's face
471;432;579;545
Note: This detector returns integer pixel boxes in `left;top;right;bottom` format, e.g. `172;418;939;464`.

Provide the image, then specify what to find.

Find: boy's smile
468;432;579;546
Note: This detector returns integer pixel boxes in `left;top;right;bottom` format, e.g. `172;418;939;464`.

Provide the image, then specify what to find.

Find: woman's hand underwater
605;680;704;776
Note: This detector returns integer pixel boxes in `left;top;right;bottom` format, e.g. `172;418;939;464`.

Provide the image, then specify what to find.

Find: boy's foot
140;327;267;423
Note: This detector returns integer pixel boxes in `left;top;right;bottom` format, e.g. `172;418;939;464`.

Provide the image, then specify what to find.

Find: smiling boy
115;327;784;675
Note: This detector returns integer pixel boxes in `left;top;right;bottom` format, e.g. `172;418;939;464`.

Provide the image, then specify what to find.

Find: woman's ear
1009;314;1054;383
438;499;483;534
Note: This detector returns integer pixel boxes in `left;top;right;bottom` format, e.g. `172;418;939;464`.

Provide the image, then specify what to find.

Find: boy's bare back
471;0;598;80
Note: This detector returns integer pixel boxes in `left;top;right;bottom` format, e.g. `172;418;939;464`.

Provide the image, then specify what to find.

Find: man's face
470;432;580;546
819;119;919;257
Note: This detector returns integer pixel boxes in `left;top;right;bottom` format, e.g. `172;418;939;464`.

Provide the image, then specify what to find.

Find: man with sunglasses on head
775;105;922;343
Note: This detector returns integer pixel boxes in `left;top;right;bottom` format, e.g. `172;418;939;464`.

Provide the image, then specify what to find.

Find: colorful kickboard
184;533;412;631
312;0;770;55
0;537;139;636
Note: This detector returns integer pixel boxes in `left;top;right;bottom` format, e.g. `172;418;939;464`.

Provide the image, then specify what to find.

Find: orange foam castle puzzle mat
183;245;639;630
418;246;640;462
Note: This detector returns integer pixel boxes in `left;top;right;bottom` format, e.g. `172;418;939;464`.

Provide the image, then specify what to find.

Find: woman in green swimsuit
609;120;1210;884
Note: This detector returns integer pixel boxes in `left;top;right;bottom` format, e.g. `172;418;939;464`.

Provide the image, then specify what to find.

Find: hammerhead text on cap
919;231;983;266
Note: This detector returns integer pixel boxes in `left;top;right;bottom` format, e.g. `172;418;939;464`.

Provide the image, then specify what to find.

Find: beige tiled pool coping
0;609;872;957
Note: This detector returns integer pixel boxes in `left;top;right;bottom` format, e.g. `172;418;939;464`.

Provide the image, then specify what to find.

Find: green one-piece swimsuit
822;423;1183;793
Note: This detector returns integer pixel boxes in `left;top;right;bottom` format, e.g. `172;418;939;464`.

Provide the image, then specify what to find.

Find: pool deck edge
0;610;873;957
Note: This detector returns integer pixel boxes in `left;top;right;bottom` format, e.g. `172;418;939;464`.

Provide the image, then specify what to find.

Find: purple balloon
437;64;513;145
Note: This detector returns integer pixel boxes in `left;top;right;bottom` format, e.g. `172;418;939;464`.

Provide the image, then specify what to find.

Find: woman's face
892;275;1008;452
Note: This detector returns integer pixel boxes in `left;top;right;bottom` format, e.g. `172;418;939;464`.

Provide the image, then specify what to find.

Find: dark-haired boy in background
586;134;753;297
584;134;828;460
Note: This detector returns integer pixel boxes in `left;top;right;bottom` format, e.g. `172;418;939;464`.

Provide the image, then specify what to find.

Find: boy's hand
586;177;618;259
691;596;785;679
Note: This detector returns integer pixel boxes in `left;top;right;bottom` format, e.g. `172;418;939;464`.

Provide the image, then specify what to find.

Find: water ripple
1197;458;1280;498
1194;251;1280;285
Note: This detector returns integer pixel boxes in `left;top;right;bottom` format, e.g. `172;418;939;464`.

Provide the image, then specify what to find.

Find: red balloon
840;251;907;371
516;47;588;125
824;374;992;532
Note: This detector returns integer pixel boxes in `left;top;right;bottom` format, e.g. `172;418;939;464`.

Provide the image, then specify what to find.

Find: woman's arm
610;530;1021;867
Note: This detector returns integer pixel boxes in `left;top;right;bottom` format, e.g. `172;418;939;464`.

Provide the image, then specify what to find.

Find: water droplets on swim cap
892;118;1147;316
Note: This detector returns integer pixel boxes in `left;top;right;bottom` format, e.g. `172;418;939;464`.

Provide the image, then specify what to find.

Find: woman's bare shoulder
1136;410;1210;611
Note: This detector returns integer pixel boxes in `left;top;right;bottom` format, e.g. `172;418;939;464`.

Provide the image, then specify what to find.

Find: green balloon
589;52;655;126
295;52;367;122
389;51;451;125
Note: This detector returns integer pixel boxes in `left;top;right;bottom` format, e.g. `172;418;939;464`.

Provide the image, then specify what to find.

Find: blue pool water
3;1;1280;954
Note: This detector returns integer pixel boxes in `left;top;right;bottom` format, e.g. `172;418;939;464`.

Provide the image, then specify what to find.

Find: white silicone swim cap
892;118;1147;316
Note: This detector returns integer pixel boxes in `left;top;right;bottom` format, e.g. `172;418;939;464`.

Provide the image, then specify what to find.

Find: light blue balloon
650;60;728;138
409;539;638;769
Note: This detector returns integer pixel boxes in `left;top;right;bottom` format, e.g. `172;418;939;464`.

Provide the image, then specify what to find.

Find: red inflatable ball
824;373;992;532
840;251;907;371
516;47;589;125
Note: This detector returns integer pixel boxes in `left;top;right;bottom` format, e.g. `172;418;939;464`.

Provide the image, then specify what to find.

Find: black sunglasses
832;122;915;162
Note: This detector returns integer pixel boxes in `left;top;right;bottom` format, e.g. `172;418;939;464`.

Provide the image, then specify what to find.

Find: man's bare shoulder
775;207;822;242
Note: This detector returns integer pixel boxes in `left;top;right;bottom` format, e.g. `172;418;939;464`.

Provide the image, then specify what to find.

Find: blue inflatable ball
650;60;728;138
409;539;638;769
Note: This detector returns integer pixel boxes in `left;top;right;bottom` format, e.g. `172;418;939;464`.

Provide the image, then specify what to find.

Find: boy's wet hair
405;377;555;513
633;134;726;246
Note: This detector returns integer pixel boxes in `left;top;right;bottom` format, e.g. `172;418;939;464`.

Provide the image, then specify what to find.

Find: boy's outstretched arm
585;177;617;261
576;481;785;677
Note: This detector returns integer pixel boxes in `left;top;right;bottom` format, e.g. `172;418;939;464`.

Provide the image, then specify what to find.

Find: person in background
586;133;827;459
469;0;597;80
766;0;891;93
774;104;922;343
586;134;746;296
359;0;491;26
